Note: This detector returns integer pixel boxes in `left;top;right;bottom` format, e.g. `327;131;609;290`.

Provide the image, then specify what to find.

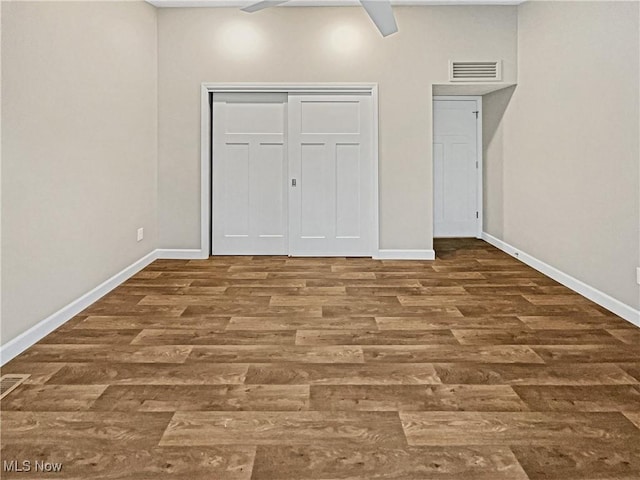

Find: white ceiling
148;0;526;8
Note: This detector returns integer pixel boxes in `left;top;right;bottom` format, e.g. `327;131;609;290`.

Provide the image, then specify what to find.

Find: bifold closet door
212;93;288;255
288;94;374;256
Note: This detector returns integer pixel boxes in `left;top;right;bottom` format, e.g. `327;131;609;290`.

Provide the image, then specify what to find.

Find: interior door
288;94;374;256
212;93;288;255
433;98;479;238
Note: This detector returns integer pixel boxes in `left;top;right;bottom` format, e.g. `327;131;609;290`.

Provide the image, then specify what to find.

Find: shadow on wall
482;85;516;239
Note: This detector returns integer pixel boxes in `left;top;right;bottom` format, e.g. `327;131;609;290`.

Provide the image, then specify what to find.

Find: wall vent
450;61;502;82
0;374;30;400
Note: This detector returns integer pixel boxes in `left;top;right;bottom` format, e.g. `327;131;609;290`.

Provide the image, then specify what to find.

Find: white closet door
433;99;479;238
288;94;374;256
212;93;288;255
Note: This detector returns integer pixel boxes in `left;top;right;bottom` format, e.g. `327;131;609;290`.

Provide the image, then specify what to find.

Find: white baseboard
0;250;158;365
0;247;211;365
10;236;636;365
156;248;208;260
374;249;436;260
481;232;640;327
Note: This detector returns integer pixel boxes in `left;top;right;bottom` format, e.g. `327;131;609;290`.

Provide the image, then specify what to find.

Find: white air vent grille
0;374;30;400
450;61;502;82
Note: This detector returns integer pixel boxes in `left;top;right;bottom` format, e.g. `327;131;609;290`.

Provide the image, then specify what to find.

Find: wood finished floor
2;238;640;479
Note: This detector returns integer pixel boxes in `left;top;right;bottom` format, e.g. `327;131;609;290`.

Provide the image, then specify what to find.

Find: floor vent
0;374;30;400
450;61;502;81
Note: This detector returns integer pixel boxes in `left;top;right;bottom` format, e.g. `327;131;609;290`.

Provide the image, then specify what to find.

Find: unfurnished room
1;0;640;478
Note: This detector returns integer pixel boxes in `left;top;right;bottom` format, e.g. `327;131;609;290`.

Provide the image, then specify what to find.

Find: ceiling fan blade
241;0;290;13
359;0;398;37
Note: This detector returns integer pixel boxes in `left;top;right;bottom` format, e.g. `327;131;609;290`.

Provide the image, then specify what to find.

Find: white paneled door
212;92;374;256
433;98;480;238
288;95;373;256
213;93;288;255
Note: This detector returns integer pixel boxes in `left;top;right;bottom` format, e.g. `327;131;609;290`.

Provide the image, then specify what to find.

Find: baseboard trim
0;250;159;365
16;238;637;365
0;247;214;365
374;249;436;260
481;232;640;327
156;248;208;260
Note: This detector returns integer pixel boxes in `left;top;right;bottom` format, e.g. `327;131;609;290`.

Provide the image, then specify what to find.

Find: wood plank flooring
2;238;640;479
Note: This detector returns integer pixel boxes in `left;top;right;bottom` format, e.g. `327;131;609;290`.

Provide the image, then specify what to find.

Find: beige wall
488;1;640;309
1;1;4;339
1;1;158;344
482;85;515;238
157;5;518;250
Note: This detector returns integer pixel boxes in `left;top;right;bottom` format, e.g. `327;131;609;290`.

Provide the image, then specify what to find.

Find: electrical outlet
637;267;640;285
137;228;144;242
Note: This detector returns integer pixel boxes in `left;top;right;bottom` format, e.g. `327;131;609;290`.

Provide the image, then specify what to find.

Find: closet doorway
206;85;379;257
433;96;483;238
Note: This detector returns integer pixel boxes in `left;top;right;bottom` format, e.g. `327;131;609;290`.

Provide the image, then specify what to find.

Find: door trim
432;95;483;239
201;83;380;257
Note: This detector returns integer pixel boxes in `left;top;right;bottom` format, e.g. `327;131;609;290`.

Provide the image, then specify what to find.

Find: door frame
201;83;380;257
432;95;483;239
